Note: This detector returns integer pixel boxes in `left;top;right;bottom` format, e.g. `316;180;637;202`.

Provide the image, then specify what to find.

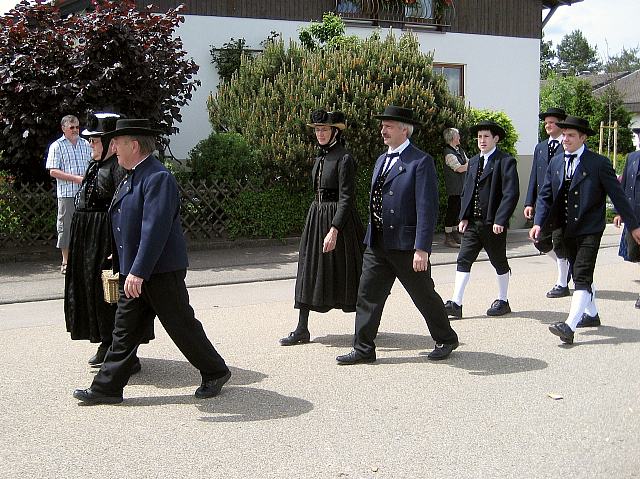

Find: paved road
1;226;639;478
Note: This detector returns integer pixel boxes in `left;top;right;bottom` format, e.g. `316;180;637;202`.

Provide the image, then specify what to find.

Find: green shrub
208;29;469;190
186;132;262;185
224;185;312;239
208;24;469;238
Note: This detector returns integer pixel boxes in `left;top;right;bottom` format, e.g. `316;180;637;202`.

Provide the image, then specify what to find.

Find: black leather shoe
487;299;511;316
130;361;142;375
336;350;376;365
427;342;459;360
88;345;108;367
576;313;601;328
444;300;462;319
73;388;123;405
549;322;574;344
546;285;570;298
195;370;231;399
635;296;640;309
279;330;311;346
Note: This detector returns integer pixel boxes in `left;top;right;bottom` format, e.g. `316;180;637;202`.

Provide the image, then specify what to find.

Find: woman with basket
64;112;152;370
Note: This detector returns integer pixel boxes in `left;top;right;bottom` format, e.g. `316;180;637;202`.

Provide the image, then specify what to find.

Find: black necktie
548;140;559;159
564;154;577;179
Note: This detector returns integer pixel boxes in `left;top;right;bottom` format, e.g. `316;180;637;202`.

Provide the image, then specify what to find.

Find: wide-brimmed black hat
306;109;346;130
107;119;162;138
539;107;567;121
470;120;506;140
374;105;421;126
556;115;596;136
81;112;121;137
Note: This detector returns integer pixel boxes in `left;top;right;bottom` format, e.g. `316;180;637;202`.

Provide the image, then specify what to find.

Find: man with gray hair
45;114;91;273
73;118;231;404
442;127;468;248
336;105;459;365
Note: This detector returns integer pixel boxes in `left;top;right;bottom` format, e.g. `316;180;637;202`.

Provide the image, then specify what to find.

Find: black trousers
534;227;567;258
353;231;458;356
445;195;461;228
562;232;602;293
91;270;229;395
457;220;509;274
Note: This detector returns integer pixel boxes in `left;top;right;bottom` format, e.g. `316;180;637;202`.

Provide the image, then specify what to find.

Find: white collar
564;144;585;158
480;147;496;159
387;139;410;155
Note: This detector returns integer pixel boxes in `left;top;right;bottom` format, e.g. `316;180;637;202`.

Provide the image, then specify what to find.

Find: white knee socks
566;290;592;330
584;285;598;316
497;272;510;301
556;258;570;288
452;271;470;305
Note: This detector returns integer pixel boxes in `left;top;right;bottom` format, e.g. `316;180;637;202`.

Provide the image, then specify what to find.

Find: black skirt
64;210;154;343
294;201;365;313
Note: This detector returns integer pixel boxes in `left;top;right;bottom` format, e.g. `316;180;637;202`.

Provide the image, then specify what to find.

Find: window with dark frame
433;63;464;98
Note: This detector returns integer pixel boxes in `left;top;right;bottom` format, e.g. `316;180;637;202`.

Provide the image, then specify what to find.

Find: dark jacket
110;155;189;279
620;151;640;217
460;148;520;227
310;143;358;231
363;143;439;253
443;144;467;196
534;148;639;236
76;155;126;211
525;139;564;207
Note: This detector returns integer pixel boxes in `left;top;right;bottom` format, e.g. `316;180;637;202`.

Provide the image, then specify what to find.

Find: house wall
171;15;538;226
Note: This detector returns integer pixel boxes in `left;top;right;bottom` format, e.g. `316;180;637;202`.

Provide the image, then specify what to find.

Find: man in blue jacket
614;148;640;308
73;119;230;404
524;107;571;298
336;106;459;364
530;116;640;344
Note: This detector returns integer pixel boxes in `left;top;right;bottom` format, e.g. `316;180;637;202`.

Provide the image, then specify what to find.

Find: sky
0;0;638;59
544;0;640;60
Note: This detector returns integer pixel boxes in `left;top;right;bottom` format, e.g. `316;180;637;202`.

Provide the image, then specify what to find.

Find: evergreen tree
556;30;601;75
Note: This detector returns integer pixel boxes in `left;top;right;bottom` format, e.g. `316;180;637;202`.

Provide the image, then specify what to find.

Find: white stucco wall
169;16;541;164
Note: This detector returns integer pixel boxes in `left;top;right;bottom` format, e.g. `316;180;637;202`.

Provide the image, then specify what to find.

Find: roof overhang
542;0;585;29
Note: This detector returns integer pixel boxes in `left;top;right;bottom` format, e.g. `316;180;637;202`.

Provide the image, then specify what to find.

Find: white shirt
564;144;585;178
382;139;410;174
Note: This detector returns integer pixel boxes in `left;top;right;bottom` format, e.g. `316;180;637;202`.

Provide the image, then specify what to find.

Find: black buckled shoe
279;330;311;346
195;370;231;399
548;322;574;344
444;300;462;319
336;350;376;365
427;342;459;360
88;345;109;367
487;299;511;316
635;296;640;309
576;313;601;328
73;388;123;405
546;285;570;298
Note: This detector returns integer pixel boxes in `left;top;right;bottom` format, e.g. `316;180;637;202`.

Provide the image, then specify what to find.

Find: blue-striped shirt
45;135;92;197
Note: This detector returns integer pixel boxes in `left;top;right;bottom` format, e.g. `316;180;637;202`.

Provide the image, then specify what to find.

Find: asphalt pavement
1;225;639;478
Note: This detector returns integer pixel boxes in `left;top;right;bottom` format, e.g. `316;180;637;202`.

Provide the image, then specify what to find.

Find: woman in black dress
280;110;365;345
64;112;150;370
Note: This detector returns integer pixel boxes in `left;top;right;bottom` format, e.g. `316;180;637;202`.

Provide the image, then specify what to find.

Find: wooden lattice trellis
0;178;255;248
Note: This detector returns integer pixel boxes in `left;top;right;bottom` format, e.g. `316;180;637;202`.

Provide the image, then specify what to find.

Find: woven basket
101;270;120;304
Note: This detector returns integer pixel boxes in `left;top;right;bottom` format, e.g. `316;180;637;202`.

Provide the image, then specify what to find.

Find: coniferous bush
208;30;470;235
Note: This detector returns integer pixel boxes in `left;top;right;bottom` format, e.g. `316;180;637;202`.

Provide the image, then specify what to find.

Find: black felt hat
107;119;162;138
470;120;506;140
81;112;122;137
373;105;421;126
539;107;567;121
556;115;596;136
306;109;347;130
